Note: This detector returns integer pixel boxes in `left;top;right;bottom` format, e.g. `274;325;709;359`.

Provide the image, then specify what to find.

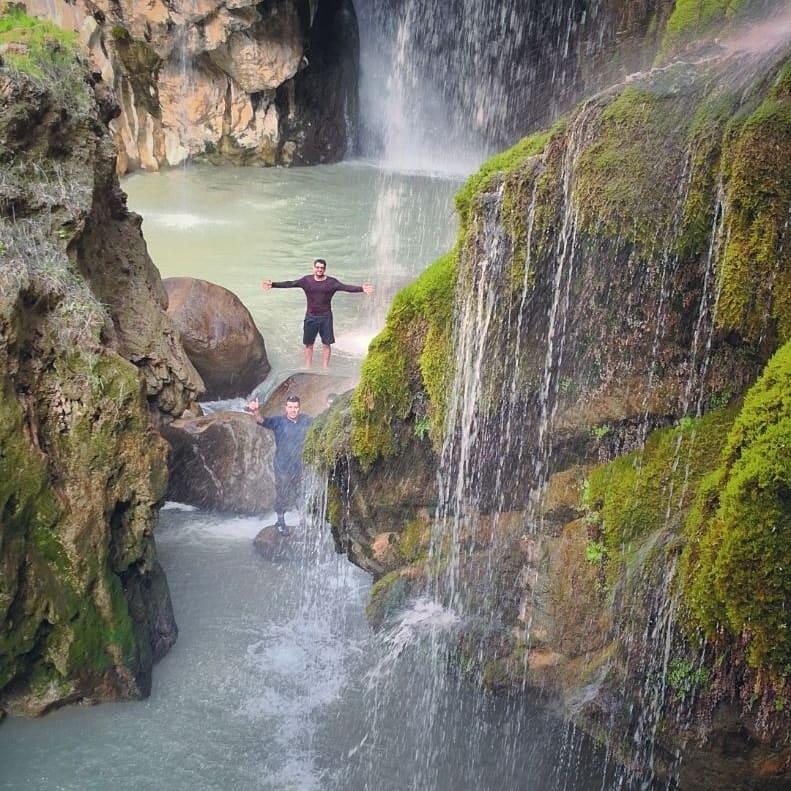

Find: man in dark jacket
262;258;374;368
247;394;313;535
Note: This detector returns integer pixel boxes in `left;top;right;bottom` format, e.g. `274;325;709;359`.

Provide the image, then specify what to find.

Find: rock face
164;277;270;400
308;8;791;788
161;372;348;513
0;23;202;715
162;411;276;513
24;0;359;173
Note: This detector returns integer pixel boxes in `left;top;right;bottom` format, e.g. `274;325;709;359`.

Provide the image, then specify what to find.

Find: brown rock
259;371;357;417
253;525;289;560
161;411;276;513
164;277;271;400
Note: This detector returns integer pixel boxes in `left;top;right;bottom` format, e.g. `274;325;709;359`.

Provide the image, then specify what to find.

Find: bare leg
322;344;332;369
304;344;313;368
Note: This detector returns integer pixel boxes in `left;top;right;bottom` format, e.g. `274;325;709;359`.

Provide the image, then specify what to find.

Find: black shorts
303;315;335;346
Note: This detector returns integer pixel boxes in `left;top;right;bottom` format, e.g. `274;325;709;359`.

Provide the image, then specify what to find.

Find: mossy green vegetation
681;340;791;675
716;60;791;346
455;130;551;225
304;392;354;470
585;409;735;551
366;570;411;628
574;81;696;247
659;0;755;57
350;251;457;468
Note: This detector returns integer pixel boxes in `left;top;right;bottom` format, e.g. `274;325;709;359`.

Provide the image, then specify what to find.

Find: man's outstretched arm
333;281;375;294
262;277;305;291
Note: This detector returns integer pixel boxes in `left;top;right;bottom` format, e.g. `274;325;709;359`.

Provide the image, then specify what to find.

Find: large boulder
161;411;275;513
164;277;271;400
162;372;349;513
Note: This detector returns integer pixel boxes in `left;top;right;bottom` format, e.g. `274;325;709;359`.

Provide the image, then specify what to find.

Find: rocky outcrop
161;371;349;512
307;8;791;788
162;411;276;512
164;277;270;400
23;0;359;172
0;18;202;715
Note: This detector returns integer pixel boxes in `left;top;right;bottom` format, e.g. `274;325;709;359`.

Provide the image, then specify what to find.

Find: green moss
586;409;735;549
455;129;551;225
351;251;458;468
366;570;410;628
304;393;354;471
110;25;131;43
659;0;753;57
575;84;694;247
396;518;430;564
677;92;741;260
716;60;791;345
681;340;791;675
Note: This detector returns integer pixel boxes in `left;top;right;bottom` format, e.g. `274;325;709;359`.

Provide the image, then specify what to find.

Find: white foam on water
148;212;234;231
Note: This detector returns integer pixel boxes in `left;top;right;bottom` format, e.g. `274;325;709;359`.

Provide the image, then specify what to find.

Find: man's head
285;394;300;420
313;258;327;279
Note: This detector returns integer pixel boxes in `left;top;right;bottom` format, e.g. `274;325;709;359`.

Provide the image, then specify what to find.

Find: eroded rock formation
0;25;202;714
23;0;359;172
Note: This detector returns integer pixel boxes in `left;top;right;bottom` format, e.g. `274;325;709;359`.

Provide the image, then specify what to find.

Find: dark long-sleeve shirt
259;414;313;475
271;275;363;317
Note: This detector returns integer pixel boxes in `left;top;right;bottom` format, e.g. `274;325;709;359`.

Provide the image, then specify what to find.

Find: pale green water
123;160;460;382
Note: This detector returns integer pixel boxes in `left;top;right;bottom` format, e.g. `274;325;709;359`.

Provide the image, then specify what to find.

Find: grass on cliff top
0;7;78;77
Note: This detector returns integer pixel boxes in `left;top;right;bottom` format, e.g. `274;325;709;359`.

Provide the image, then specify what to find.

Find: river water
0;163;615;790
121;160;460;381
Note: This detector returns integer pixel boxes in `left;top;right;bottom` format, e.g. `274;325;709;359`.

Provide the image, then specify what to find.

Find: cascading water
354;0;665;335
339;16;791;789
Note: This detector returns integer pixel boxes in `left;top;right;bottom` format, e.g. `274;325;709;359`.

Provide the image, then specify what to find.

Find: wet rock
24;0;359;171
0;56;198;716
252;525;288;560
258;371;357;417
164;277;271;400
161;411;276;513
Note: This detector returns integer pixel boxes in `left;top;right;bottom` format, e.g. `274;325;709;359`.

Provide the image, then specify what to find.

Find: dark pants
303;314;335;345
274;469;302;522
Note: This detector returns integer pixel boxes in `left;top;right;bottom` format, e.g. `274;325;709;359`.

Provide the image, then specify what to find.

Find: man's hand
247;397;260;412
362;283;375;294
262;280;273;291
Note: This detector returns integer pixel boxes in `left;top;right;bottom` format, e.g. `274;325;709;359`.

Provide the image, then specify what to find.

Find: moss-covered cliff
0;12;202;715
307;4;790;787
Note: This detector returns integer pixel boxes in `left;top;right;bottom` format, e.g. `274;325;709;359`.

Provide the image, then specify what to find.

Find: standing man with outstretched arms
262;258;374;369
246;394;312;535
